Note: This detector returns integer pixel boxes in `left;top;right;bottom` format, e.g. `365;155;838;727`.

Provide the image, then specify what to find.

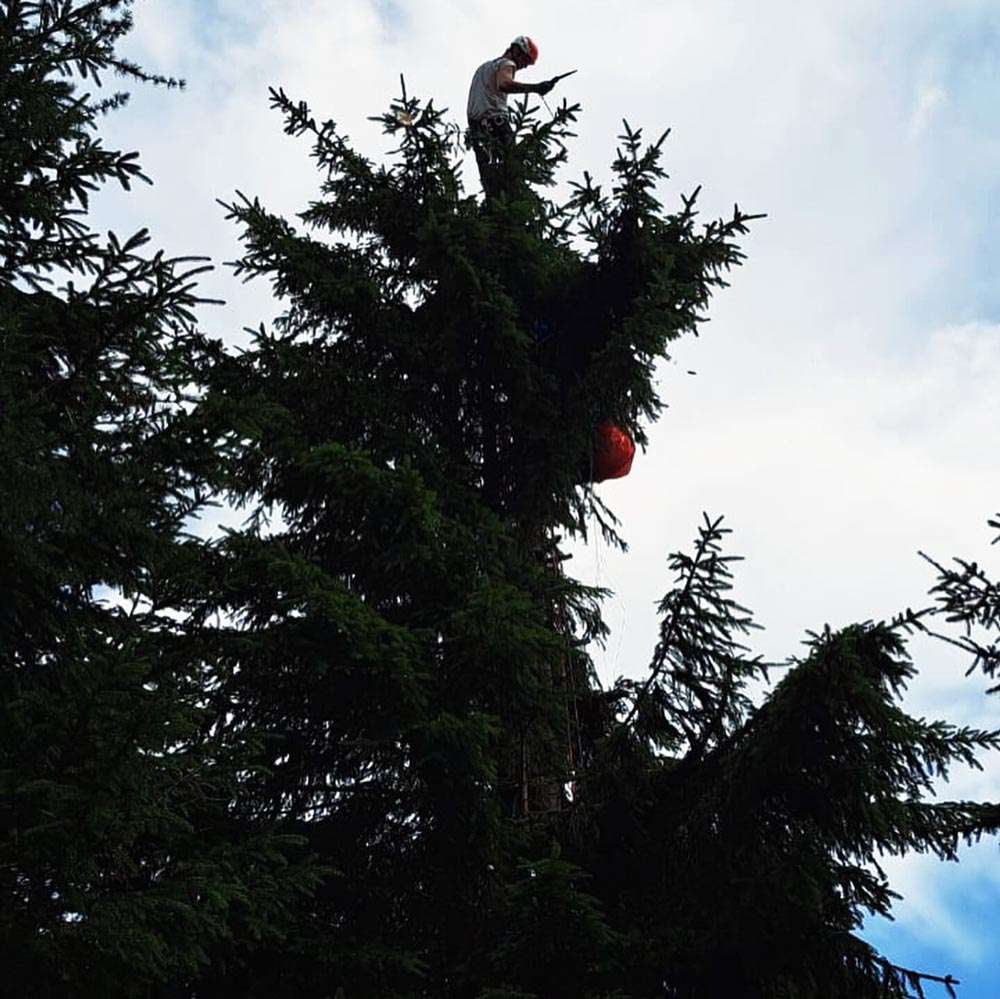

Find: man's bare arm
497;62;553;95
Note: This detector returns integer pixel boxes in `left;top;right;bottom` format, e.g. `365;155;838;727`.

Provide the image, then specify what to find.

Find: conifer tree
0;4;313;995
190;79;1000;999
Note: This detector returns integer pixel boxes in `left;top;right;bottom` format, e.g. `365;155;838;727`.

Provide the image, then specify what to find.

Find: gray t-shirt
467;56;516;123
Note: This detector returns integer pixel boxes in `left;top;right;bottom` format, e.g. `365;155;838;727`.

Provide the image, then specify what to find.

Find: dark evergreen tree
187;78;1000;999
0;3;314;995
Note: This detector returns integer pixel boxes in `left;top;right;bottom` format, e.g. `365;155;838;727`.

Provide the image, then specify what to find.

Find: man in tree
467;34;555;196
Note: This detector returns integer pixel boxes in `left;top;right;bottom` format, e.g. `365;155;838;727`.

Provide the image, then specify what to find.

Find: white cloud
910;82;948;140
870;839;1000;968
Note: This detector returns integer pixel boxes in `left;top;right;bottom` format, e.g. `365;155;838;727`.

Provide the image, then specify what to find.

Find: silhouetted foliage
0;3;315;995
186;69;999;999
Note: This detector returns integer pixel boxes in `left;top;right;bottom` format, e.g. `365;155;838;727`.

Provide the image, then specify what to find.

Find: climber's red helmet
508;35;539;68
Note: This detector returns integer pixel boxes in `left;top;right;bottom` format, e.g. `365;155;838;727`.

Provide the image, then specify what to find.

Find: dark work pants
468;115;514;199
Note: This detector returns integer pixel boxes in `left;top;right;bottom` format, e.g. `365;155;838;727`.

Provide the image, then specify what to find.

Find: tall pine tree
188;79;1000;998
0;3;314;995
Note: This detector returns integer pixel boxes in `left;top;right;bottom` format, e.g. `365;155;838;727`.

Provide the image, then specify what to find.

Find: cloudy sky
92;1;1000;993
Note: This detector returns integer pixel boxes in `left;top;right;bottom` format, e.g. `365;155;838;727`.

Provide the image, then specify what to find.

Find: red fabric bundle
591;422;635;482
